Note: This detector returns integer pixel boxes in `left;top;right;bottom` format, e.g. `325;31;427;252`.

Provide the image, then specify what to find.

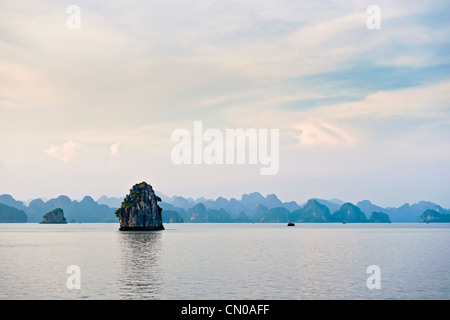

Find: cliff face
41;208;67;224
117;182;164;231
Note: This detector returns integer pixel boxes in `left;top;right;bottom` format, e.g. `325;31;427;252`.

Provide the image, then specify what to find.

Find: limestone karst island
115;182;164;231
40;208;67;224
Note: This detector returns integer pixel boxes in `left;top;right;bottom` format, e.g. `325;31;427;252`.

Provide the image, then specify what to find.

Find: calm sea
0;223;449;300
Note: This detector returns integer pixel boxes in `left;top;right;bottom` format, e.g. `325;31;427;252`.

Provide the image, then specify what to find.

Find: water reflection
118;231;163;299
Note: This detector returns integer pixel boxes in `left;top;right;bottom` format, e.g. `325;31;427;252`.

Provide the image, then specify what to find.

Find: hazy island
0;203;27;223
419;209;450;223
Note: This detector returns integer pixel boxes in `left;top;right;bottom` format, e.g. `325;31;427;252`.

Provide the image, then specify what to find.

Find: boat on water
287;222;295;226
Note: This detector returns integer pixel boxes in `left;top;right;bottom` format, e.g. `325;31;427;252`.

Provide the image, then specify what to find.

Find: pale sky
1;0;449;207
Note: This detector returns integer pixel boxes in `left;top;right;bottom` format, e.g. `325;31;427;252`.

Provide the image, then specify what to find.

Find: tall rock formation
116;182;164;231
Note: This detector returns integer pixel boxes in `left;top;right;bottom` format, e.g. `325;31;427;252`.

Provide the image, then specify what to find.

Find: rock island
41;208;67;224
116;182;164;231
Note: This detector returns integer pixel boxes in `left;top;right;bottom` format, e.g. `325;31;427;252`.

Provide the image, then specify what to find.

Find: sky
1;0;449;207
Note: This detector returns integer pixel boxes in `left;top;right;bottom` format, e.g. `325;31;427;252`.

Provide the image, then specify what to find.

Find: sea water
0;223;448;300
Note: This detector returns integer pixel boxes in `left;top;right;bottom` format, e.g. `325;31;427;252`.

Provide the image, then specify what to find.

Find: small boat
287;222;295;226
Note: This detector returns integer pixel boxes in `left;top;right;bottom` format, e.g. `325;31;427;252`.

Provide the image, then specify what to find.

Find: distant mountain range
1;192;449;223
0;194;116;223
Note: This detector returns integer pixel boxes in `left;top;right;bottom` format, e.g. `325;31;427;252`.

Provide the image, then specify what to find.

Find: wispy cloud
109;143;120;157
45;141;82;163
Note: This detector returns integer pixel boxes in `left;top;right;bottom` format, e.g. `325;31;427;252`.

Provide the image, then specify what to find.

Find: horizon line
1;192;447;210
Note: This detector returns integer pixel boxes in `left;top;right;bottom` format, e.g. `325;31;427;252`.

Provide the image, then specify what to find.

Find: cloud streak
109;143;120;157
45;141;82;163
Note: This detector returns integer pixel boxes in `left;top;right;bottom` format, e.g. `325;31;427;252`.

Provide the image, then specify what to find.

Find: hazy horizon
4;190;448;210
1;1;449;208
